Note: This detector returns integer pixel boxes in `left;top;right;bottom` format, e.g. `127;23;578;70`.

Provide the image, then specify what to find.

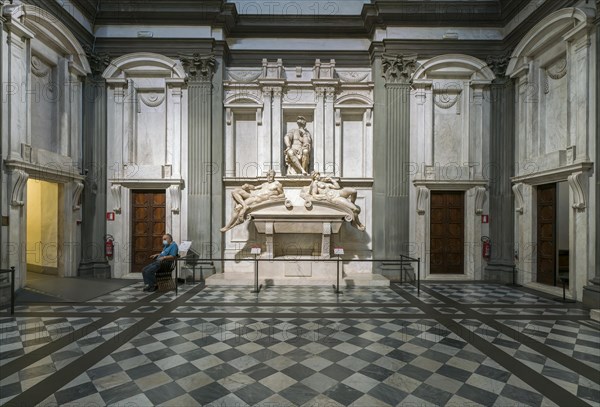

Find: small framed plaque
334;247;344;255
179;241;192;252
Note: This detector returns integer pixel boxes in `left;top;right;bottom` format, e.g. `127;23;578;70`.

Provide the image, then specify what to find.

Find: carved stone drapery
512;183;525;214
180;54;216;83
474;186;487;215
381;54;418;84
72;182;84;211
169;185;181;214
111;185;122;213
416;187;428;215
10;169;28;207
567;171;587;211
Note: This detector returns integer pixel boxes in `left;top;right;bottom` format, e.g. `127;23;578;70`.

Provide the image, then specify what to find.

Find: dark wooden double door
430;192;464;274
537;184;556;285
131;191;166;274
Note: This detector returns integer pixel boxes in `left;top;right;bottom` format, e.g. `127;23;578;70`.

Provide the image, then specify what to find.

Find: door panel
537;184;556;285
430;191;465;274
132;190;166;274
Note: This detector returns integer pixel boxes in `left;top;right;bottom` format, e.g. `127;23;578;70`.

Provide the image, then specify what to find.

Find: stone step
205;272;389;287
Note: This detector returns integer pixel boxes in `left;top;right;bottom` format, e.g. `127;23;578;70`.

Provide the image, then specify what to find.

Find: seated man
142;234;179;292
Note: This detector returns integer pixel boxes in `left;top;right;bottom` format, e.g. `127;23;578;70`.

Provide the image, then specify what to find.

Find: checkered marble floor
426;284;558;305
0;316;99;365
189;286;409;304
174;305;424;315
459;319;599;405
0;280;597;407
498;320;600;371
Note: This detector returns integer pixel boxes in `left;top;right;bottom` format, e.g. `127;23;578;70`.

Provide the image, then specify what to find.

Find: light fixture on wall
137;31;154;38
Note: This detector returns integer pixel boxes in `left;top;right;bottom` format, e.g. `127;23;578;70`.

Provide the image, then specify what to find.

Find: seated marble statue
284;116;312;176
221;170;285;232
301;171;366;231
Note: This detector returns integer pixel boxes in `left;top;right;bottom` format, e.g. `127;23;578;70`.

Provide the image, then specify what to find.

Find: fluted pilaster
484;56;516;280
583;10;600;309
181;54;217;257
78;49;111;278
374;54;416;267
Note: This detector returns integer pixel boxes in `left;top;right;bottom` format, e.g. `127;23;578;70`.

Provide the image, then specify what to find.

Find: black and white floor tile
0;280;597;407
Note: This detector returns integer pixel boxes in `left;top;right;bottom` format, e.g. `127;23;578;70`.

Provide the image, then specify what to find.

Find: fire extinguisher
481;236;491;261
105;235;114;259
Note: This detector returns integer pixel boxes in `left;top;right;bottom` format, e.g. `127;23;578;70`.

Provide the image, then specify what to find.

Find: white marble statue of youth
284;116;312;176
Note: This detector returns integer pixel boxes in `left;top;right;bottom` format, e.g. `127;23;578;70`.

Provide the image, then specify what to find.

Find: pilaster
181;53;218;258
78;49;111;278
484;55;516;281
583;7;600;309
374;53;416;271
271;87;283;174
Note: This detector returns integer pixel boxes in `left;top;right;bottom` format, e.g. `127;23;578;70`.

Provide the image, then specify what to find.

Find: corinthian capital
486;53;511;78
382;53;418;84
84;46;111;78
180;54;217;83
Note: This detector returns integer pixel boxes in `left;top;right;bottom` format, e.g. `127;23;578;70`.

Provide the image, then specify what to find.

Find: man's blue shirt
159;242;178;258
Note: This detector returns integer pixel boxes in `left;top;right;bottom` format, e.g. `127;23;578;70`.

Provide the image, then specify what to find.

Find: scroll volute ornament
180;54;217;82
381;53;418;83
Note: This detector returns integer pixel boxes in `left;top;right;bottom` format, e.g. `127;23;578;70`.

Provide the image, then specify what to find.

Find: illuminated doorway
26;179;60;277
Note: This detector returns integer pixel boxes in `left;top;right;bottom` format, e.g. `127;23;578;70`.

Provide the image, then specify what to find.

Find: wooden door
537;184;556;285
131;190;166;273
430;191;465;274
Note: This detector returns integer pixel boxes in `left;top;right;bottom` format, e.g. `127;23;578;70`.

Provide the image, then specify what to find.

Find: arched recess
6;4;91;76
103;52;186;79
224;94;263;106
335;94;373;107
506;7;594;76
413;54;495;81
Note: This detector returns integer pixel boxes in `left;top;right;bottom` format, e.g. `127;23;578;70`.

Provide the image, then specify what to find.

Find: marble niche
213;59;384;286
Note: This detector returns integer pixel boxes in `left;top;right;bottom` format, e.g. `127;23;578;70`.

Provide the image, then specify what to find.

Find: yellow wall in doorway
26;180;59;269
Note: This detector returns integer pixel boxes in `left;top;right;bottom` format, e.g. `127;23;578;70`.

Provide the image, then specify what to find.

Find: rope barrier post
175;262;178;296
334;255;342;294
506;264;522;287
251;254;262;294
10;267;15;315
399;257;403;285
417;258;421;296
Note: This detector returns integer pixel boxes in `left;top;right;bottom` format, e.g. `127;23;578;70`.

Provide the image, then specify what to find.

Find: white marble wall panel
433;105;463;166
341;114;365;178
234;113;260;177
30;56;58;153
136;91;167;166
543;73;568;154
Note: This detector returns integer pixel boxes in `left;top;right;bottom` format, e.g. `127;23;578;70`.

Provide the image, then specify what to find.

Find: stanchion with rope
506;251;522;287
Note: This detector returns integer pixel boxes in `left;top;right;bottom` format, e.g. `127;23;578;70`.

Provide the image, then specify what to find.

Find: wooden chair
156;259;177;292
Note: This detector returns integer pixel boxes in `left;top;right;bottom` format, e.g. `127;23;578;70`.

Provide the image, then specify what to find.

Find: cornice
227;51;371;68
22;0;94;47
381;39;506;60
93;38;218;60
69;0;98;22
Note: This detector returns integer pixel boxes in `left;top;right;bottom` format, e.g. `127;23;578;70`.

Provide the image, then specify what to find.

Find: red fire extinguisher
105;235;114;259
481;236;491;261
